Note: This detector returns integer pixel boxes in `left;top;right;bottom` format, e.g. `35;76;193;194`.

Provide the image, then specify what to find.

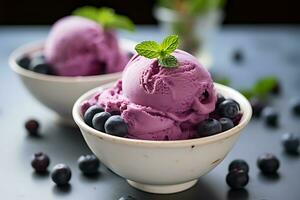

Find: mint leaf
111;15;135;31
97;7;135;31
135;41;161;58
253;76;278;97
158;55;178;67
161;35;179;55
97;7;115;26
73;6;135;32
72;6;99;21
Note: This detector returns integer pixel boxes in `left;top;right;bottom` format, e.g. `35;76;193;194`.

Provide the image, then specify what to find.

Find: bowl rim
9;39;136;83
73;82;252;147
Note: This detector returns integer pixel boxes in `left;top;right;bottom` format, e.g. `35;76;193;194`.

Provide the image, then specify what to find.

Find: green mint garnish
158;55;178;68
135;41;161;58
73;6;135;31
135;35;179;68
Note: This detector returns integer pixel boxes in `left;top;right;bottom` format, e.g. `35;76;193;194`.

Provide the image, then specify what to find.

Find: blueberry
290;98;300;116
51;164;72;186
228;159;249;173
119;196;136;200
18;56;31;69
226;169;249;189
216;93;226;108
218;99;240;119
250;98;266;118
78;154;100;175
282;133;299;154
219;118;234;131
31;64;51;74
209;110;220;120
29;56;51;74
271;81;281;95
257;153;280;175
232;113;243;126
84;105;105;127
262;107;278;127
25;119;40;136
31;152;50;173
104;115;128;137
127;52;134;59
197;118;222;137
92;112;111;132
232;49;244;63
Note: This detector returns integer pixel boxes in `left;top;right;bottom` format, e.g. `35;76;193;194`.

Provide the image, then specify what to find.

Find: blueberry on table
197;118;222;137
257;153;280;175
261;107;279;127
282;133;299;154
84;105;105;127
290;98;300;116
25;119;40;136
78;154;100;175
31;152;50;173
250;98;266;118
17;56;31;69
119;196;136;200
232;49;244;63
217;99;240;119
104;115;128;137
226;169;249;189
228;159;249;173
271;81;281;95
92;112;111;132
219;118;234;132
51;164;72;186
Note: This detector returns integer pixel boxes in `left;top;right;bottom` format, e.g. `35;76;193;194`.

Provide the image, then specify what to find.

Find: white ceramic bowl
9;39;136;122
73;82;252;194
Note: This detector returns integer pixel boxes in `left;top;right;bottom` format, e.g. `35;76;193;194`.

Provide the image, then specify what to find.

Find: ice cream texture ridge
44;16;128;76
81;49;217;140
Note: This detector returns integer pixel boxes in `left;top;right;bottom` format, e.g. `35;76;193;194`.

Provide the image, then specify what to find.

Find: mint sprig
135;35;179;68
73;6;135;31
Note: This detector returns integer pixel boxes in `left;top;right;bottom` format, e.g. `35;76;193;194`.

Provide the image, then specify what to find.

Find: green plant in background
159;0;225;16
73;6;135;31
214;75;279;100
157;0;226;54
240;76;279;100
215;77;231;86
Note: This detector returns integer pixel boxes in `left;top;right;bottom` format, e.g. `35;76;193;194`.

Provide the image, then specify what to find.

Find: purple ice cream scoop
81;50;217;140
44;16;128;76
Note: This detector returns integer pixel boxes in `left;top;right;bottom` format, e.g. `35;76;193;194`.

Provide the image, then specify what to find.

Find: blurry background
1;0;299;25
